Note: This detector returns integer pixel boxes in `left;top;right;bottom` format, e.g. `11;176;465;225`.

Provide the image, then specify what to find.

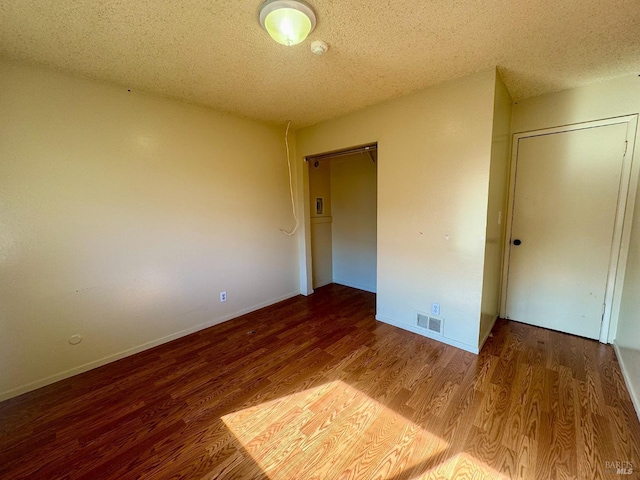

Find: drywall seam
0;291;300;402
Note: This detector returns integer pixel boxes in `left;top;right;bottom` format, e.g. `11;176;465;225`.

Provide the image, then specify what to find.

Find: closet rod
305;144;377;162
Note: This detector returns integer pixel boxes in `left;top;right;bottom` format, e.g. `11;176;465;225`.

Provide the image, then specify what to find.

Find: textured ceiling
1;0;639;127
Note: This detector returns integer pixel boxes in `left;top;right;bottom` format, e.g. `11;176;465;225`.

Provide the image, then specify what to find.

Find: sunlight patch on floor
222;380;448;479
414;452;510;479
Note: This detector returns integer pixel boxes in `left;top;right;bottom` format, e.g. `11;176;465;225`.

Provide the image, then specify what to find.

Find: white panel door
505;123;628;339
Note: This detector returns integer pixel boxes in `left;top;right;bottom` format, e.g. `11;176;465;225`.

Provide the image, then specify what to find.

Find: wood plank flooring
1;284;639;479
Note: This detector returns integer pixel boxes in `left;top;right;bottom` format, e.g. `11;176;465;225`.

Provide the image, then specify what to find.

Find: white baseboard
613;342;640;423
375;314;479;354
0;290;300;402
333;279;376;294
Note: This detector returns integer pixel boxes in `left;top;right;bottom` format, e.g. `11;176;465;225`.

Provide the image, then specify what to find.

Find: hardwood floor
1;284;639;479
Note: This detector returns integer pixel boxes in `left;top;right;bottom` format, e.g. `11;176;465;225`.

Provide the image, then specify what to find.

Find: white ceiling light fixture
259;0;316;46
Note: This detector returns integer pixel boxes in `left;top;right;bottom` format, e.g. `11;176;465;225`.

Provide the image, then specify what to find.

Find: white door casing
501;116;638;342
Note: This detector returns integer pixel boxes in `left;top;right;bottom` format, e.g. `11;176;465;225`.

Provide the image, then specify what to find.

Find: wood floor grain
1;284;639;479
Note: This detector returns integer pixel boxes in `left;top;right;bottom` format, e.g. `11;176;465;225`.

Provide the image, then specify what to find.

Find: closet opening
306;143;377;294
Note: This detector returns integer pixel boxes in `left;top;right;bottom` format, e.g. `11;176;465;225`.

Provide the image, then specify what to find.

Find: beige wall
0;61;299;400
479;74;513;346
619;191;640;347
309;159;332;287
512;76;640;134
331;153;377;293
511;75;640;415
296;69;498;352
618;180;640;417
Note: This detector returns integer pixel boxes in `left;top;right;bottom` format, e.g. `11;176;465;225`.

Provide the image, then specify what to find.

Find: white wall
511;75;640;416
296;69;498;352
331;153;377;293
0;61;299;400
479;74;513;346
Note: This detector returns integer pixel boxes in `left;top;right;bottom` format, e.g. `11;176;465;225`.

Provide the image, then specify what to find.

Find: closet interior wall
308;152;377;293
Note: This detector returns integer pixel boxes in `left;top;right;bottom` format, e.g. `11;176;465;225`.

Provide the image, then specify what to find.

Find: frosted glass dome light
259;0;316;46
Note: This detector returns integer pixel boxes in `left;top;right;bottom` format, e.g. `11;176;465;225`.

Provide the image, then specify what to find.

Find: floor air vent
417;313;443;334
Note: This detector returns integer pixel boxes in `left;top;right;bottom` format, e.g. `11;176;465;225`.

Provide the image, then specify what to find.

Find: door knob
513;239;522;246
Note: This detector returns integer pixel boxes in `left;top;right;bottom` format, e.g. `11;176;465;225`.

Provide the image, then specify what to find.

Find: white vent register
417;313;443;334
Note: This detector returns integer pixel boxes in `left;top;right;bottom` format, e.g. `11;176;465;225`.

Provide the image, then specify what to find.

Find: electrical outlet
431;303;440;316
220;291;227;302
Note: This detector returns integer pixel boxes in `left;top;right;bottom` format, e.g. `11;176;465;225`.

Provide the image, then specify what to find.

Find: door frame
500;115;639;343
302;143;379;295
